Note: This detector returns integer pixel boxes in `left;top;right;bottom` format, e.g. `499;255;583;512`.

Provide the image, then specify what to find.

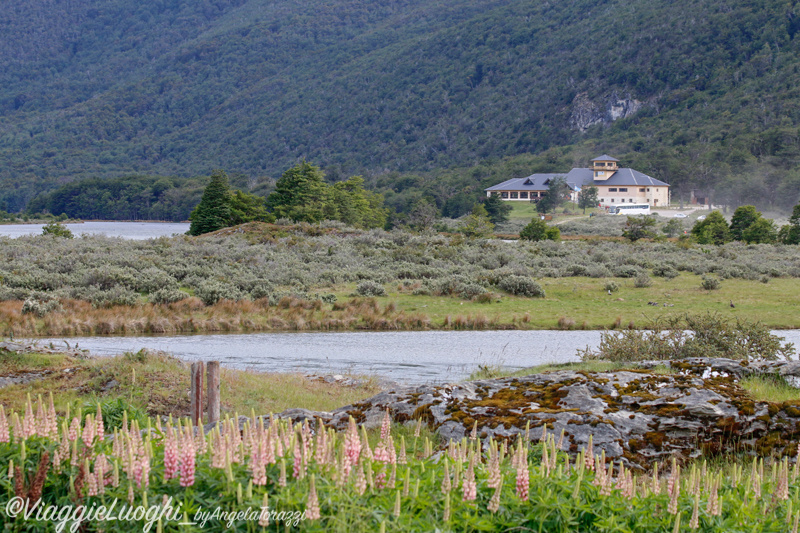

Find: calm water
32;330;800;384
0;221;189;239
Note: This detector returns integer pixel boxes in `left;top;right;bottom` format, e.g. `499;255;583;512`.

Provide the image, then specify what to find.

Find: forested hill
2;0;800;212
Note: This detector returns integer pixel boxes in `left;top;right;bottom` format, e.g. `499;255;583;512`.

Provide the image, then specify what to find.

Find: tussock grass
740;374;800;403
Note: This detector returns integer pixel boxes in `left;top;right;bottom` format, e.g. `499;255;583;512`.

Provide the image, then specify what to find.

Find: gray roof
485;167;668;192
484;173;567;192
590;154;620;162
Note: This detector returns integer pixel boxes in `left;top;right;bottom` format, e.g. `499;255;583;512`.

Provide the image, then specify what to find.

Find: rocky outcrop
267;358;800;468
569;92;643;132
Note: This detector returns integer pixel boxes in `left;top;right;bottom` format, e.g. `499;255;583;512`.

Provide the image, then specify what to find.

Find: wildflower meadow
0;394;798;532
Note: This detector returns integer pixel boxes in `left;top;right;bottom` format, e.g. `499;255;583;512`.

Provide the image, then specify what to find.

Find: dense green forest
3;0;800;214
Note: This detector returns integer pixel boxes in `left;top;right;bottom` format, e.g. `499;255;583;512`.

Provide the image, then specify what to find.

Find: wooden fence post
190;361;204;426
207;361;220;425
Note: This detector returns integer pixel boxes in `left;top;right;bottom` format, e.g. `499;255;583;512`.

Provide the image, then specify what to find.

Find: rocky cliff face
261;358;800;469
570;92;644;132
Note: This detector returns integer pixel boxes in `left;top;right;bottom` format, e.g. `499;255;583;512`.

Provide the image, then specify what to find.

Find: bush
652;264;679;279
604;281;619;293
194;280;245;305
150;288;189;304
497;275;545;297
579;313;795;362
633;273;652;288
41;221;73;238
459;283;487;300
701;275;720;290
519;218;548;241
355;280;386;297
545;226;561;241
21;296;62;317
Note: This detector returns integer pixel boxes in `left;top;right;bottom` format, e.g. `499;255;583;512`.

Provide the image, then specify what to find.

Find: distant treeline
26;176;208;221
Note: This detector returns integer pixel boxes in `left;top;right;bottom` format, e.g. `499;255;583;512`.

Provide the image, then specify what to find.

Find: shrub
459;283;487;300
519;218;548;241
544;226;561;241
701;275;720;290
150;288;189;304
497;275;545;297
633;273;652;288
604;281;619;293
579;313;795;362
652;264;679;279
355;280;386;297
21;296;62;317
41;221;73;238
194;280;245;305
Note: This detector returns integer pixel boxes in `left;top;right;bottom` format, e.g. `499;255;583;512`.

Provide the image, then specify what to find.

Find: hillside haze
2;0;800;211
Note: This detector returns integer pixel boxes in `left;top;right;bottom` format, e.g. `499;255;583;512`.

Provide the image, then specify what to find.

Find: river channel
31;330;800;384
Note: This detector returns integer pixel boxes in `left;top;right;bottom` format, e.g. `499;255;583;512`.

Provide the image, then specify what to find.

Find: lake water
31;330;800;384
0;221;189;239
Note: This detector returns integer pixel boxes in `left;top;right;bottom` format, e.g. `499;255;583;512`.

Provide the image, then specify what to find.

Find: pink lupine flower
95;454;107;494
343;417;361;476
250;441;267;486
12;413;22;443
35;397;47;437
398;436;407;465
516;456;529;501
178;430;195;487
23;397;35;438
0;406;9;443
86;459;98;497
264;431;276;465
487;452;502;489
380;410;391;442
68;417;80;442
667;465;680;515
354;461;367;495
441;459;451;494
82;414;96;448
584;436;594;472
462;460;477;502
47;395;58;438
689;494;700;529
373;442;390;464
314;419;327;465
163;426;179;481
360;427;373;461
306;474;321;520
292;441;304;479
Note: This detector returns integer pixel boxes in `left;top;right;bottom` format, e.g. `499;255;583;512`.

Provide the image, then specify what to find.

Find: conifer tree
188;170;232;236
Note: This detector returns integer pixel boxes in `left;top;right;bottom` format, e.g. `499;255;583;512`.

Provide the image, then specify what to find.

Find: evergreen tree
519;217;548;241
188;170;232;236
691;210;730;244
536;177;569;214
577;186;599;214
228;190;274;226
267;160;328;223
782;203;800;244
622;216;656;242
742;217;778;244
459;204;494;238
483;194;513;224
326;176;388;229
729;205;761;241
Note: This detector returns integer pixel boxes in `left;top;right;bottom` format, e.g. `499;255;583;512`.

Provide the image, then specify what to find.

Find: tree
266;160;328;223
406;199;439;230
41;221;73;238
781;203;800;244
742;217;778;243
459;204;495;238
483;194;513;224
662;218;684;237
536;177;570;214
519;217;548;241
188;170;232;236
729;205;761;241
228;190;274;226
577;186;599;214
622;216;656;242
691;210;730;244
326;176;388;229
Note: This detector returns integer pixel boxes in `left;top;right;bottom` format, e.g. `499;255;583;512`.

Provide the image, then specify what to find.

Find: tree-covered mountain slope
2;0;800;211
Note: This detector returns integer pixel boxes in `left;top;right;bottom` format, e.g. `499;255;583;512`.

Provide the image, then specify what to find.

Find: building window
501;192;508;198
520;192;528;199
639;188;645;192
647;188;650;192
619;188;628;192
610;199;615;203
510;192;518;199
629;199;634;203
609;188;617;192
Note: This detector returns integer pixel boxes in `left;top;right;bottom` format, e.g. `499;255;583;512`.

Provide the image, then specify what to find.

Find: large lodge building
485;155;670;208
